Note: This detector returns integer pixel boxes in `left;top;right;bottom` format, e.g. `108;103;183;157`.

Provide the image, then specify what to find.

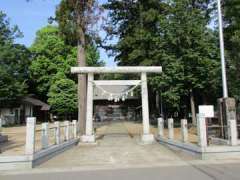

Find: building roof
22;96;50;111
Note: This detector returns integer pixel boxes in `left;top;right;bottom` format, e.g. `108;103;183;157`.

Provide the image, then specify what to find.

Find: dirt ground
0;121;198;155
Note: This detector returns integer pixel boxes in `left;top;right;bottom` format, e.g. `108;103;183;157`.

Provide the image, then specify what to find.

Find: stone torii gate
71;66;162;144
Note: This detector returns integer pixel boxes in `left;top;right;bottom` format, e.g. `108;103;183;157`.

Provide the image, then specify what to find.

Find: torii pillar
141;72;154;143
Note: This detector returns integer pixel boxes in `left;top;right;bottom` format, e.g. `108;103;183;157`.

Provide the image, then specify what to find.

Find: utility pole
217;0;228;98
217;0;237;139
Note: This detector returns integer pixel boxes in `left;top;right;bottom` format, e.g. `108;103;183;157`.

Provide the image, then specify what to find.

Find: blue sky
0;0;116;66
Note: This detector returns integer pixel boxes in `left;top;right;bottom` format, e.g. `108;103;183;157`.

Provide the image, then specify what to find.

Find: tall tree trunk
77;33;87;135
190;89;197;125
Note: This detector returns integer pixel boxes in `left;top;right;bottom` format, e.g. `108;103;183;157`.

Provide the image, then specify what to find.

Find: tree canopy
30;25;103;115
224;0;240;105
47;72;77;116
104;0;221;119
0;11;31;107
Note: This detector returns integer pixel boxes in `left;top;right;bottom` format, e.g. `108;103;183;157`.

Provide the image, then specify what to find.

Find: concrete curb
0;138;79;170
157;136;240;160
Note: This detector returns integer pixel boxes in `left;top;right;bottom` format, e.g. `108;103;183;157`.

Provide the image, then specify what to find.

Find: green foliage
86;44;104;66
47;72;77;115
104;0;221;115
30;25;76;98
0;11;31;107
224;0;240;103
0;11;22;45
30;25;103;115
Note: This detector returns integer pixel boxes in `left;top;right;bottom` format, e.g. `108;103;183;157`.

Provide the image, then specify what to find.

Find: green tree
163;0;220;122
0;11;22;45
30;25;103;115
30;25;103;100
224;0;240;107
0;11;31;107
30;25;75;100
104;0;220;121
48;72;77;117
55;0;101;133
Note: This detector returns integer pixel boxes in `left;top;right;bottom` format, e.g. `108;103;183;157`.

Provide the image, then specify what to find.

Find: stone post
64;121;70;141
157;117;164;138
54;121;60;145
197;114;207;148
141;72;154;143
218;98;237;138
228;120;238;146
73;120;77;139
181;119;188;143
168;118;174;140
25;117;36;155
41;122;48;149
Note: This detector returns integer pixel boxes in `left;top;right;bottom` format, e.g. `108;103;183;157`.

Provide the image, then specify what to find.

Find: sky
0;0;116;66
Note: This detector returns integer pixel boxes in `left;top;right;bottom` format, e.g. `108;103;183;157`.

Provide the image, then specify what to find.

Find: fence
25;117;78;155
157;114;240;159
0;117;79;170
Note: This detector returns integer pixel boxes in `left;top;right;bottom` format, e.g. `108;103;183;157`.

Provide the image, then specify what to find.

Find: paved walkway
38;121;192;169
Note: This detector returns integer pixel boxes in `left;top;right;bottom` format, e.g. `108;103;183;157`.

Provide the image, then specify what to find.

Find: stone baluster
158;118;164;138
168;118;174;140
25;117;36;155
41;122;49;149
197;114;207;148
64;121;70;141
73;120;77;139
181;119;188;143
54;121;60;145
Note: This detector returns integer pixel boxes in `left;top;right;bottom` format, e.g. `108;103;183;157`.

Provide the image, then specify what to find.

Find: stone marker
181;119;188;143
168;118;174;140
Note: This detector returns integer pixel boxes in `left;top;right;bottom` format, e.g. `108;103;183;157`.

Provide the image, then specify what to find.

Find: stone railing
157;115;240;159
0;117;79;170
25;117;78;155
